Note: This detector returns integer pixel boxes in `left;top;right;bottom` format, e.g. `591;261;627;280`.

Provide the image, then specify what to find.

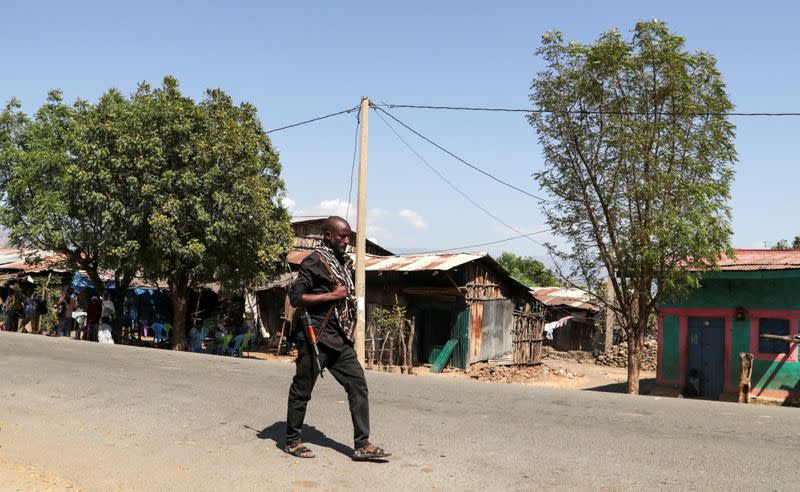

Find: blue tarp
70;272;172;325
70;272;117;292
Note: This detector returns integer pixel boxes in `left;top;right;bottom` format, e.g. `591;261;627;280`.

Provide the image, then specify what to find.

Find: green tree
0;91;146;340
772;236;800;250
774;240;790;250
496;252;562;287
0;78;293;348
134;78;293;349
529;21;736;394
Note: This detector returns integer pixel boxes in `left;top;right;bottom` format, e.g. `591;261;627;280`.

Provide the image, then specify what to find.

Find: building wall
658;273;800;399
470;299;513;363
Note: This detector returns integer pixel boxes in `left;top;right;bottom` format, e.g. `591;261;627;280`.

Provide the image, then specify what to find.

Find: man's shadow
246;422;353;458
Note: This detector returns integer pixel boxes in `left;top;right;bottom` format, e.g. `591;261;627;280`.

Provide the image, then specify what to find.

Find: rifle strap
316;305;336;341
315;252;340;285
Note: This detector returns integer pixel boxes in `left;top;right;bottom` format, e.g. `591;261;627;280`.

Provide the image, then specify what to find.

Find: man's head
324;216;352;257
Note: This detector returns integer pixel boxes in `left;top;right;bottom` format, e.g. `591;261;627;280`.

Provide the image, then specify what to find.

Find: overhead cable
373;105;550;202
266;106;359;134
381;103;800;117
405;229;552;255
346;111;360;222
372;107;546;249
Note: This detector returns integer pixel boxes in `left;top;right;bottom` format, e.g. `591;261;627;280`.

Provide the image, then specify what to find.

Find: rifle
302;310;325;378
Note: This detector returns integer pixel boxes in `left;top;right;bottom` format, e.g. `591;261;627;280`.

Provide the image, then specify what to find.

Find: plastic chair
163;323;173;340
219;334;233;356
202;315;218;339
234;332;254;357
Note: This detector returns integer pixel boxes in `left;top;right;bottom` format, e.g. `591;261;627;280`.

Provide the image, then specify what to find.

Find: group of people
189;316;253;355
77;292;117;343
1;283;116;344
1;284;47;334
53;287;115;343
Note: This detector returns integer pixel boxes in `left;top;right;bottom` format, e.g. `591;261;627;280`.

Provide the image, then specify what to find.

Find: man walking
284;216;390;461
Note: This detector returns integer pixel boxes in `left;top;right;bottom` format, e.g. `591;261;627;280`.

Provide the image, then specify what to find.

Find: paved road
1;332;798;491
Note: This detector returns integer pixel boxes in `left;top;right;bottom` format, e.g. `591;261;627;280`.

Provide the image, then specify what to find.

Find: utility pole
355;96;369;365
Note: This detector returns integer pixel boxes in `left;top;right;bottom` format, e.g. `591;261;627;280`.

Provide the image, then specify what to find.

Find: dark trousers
286;343;370;449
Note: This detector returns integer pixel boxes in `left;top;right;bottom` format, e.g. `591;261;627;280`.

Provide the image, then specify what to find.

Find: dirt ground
0;458;83;492
414;359;655;392
245;347;655;393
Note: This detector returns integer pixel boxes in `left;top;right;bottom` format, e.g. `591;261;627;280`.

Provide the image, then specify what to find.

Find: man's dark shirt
231;324;248;337
288;251;350;352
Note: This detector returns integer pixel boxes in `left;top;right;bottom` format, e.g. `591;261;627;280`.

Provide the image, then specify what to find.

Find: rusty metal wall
472;299;513;363
469;302;484;361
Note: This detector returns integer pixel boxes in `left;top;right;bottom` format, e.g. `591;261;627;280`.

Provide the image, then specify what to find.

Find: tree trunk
626;331;643;394
169;276;191;351
406;318;415;375
398;323;407;374
367;320;376;368
738;352;754;403
111;286;128;343
379;330;391;366
388;334;395;367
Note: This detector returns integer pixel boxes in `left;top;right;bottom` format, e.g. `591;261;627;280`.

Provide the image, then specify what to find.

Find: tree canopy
0;90;149;339
496;252;562;287
0;77;293;347
772;236;800;250
529;21;736;393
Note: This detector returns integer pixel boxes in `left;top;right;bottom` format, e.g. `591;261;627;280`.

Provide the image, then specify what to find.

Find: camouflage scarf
314;242;356;343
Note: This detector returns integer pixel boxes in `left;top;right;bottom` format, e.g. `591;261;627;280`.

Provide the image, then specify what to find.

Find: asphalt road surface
1;331;798;491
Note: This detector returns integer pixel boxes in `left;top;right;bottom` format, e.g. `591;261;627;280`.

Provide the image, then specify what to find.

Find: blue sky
3;1;799;263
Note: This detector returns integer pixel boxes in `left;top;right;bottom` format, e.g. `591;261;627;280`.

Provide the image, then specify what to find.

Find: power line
373;105;550;202
346;111;360;222
381;103;800;117
404;228;552;255
266;106;359;134
372;106;546;249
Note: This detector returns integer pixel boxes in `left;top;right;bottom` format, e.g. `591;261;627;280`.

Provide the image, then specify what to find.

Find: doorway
687;317;726;399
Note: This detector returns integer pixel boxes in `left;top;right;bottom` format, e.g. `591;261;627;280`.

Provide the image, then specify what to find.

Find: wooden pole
355;96;369;365
760;333;800;343
603;279;615;353
738;352;754;403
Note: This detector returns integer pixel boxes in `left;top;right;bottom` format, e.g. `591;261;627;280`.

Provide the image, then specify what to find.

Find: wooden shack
362;253;542;369
252;219;544;370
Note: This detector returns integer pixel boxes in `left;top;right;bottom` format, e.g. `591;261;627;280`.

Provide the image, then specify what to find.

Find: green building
658;250;800;402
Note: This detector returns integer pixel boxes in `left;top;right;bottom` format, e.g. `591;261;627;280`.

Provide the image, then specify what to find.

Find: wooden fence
512;306;545;364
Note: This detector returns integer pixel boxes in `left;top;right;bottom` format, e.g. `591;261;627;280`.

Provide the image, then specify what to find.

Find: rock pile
541;346;595;363
593;340;658;371
467;363;576;384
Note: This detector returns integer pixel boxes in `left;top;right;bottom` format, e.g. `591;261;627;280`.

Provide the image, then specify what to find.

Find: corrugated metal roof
0;248;64;273
364;253;487;272
532;287;598;311
715;249;800;271
253;272;297;292
287;250;489;272
287;249;313;265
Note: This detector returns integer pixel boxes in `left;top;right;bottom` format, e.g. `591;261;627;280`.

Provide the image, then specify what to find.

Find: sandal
284;443;315;458
352;444;391;461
